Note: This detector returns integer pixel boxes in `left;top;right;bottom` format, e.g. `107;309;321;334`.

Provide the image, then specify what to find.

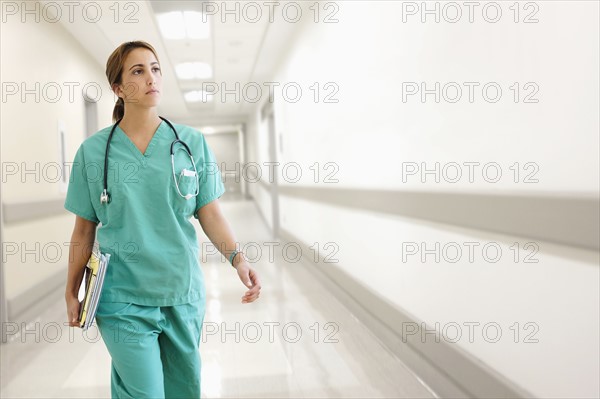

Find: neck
119;107;162;138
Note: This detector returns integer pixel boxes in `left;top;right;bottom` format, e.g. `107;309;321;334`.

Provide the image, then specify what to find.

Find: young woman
64;40;261;398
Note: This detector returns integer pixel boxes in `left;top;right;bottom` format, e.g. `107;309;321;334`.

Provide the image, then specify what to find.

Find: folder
78;249;110;330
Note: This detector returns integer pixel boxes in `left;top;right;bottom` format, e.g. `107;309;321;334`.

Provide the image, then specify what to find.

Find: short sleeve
64;144;99;223
193;134;225;220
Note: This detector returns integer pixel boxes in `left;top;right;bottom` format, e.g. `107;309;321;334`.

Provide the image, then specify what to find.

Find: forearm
64;229;96;298
199;212;245;268
198;203;261;304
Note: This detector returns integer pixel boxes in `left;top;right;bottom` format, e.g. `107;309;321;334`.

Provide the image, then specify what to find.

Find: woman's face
114;47;162;109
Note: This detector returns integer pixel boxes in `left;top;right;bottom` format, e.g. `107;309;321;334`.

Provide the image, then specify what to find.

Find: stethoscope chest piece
100;189;111;204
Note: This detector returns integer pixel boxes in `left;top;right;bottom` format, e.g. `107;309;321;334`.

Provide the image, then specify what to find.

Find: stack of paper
78;250;110;330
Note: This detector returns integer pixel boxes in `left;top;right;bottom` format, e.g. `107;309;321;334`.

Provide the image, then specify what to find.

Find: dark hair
105;41;160;122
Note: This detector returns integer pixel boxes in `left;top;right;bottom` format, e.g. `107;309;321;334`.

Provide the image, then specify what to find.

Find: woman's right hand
65;295;82;328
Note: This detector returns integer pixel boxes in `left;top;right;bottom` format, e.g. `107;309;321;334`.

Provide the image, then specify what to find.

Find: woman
64;40;261;398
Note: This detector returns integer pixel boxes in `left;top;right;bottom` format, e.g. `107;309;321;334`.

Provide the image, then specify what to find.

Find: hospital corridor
1;1;599;398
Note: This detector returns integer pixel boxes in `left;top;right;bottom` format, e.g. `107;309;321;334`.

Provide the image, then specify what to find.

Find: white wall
246;2;599;397
245;110;273;226
202;132;242;196
1;16;114;302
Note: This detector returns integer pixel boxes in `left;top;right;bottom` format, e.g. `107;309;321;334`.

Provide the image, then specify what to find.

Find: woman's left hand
235;260;261;304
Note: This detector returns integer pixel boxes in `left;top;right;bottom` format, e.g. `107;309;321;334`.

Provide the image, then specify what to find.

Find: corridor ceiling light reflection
157;11;210;40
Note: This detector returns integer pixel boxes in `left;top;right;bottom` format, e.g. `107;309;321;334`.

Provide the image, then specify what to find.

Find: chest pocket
97;183;125;228
171;156;198;216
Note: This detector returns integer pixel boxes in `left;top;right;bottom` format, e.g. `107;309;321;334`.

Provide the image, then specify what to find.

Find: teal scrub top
64;120;225;306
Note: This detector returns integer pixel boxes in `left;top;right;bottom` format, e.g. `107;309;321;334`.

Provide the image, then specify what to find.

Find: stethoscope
100;116;199;205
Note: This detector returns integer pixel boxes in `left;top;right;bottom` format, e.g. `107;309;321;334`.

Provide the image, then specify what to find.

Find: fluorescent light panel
157;11;210;40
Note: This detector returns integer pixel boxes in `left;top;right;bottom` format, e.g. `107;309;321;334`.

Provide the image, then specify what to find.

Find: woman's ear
111;83;122;99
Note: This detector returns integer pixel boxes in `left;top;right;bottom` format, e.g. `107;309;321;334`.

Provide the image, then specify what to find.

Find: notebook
78;250;110;330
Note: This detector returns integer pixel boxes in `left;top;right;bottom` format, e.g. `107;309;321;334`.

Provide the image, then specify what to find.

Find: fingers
66;302;81;327
69;311;76;327
241;289;258;301
241;290;260;304
241;285;261;303
242;280;261;304
67;316;80;327
239;267;261;303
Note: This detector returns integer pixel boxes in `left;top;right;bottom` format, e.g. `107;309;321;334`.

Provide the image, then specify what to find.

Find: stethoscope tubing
101;116;196;204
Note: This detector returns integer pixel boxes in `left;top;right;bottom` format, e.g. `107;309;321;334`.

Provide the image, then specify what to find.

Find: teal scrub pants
95;298;206;399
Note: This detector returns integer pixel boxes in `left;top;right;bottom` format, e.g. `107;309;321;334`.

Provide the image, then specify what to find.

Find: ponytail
112;97;125;123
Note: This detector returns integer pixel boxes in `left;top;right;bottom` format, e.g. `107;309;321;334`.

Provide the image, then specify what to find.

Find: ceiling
44;0;310;128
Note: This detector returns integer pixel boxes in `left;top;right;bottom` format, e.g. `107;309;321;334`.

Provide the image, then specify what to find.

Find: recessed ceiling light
157;11;210;40
229;40;242;46
184;90;213;103
175;62;212;79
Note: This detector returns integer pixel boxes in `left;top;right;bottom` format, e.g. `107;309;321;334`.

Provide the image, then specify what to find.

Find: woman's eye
133;67;160;74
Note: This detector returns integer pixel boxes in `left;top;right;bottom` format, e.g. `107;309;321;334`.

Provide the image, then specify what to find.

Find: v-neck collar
115;120;165;160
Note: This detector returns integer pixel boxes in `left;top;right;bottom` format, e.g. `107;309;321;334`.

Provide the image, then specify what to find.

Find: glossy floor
0;199;436;398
